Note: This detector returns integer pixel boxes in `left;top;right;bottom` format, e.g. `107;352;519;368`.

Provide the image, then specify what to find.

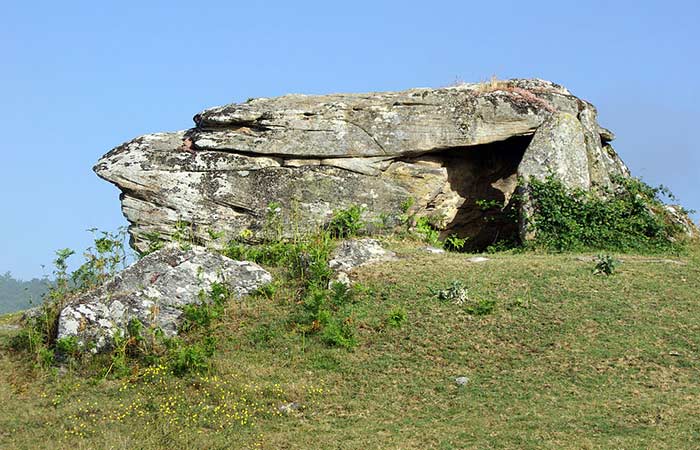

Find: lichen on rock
94;79;630;252
56;246;272;352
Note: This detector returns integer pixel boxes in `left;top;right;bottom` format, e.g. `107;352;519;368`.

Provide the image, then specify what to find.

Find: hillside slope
1;242;699;449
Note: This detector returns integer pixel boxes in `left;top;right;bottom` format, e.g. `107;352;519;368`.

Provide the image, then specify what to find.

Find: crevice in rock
405;135;533;251
340;119;388;155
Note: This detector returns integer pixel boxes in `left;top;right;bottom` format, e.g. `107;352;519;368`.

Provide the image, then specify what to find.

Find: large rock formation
95;79;629;251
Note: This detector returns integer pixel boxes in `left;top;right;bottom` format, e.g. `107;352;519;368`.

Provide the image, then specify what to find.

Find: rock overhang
95;79;629;252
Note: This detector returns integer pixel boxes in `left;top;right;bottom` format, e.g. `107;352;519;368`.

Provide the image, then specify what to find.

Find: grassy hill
1;239;698;449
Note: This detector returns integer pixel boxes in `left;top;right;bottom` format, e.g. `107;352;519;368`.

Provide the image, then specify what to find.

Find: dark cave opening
414;134;533;251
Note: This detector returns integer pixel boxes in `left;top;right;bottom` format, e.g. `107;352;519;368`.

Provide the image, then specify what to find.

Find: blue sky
2;0;698;279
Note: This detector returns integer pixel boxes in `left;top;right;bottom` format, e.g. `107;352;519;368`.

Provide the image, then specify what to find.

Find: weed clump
431;280;496;316
223;204;369;350
527;175;692;253
593;254;621;276
11;229;131;369
327;204;365;238
385;306;407;328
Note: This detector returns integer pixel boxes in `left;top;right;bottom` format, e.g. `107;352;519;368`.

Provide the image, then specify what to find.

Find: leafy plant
475;199;502;211
327;205;365;238
263;201;284;241
250;282;277;300
169;342;212;376
431;280;495;315
320;317;357;348
72;228;130;290
415;216;441;246
593;254;621;276
431;280;469;304
55;336;80;358
526;175;689;252
385;306;407;328
398;197;417;230
294;282;361;349
444;234;467;251
12;229;131;370
466;298;497;316
142;231;165;255
173;220;196;251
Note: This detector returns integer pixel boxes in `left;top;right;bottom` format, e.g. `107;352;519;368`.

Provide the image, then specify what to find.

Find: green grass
1;242;699;449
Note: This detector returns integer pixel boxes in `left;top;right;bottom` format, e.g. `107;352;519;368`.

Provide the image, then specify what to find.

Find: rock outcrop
57;246;271;352
328;238;397;284
95;79;630;251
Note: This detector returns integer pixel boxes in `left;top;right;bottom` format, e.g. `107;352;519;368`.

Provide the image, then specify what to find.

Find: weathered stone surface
466;256;490;263
664;205;697;238
455;376;470;386
95;79;631;251
518;112;590;190
328;239;397;283
56;246;271;352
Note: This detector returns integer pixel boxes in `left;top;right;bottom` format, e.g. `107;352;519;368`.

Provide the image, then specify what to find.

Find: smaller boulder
466;256;490;263
277;402;302;414
455;376;470;386
57;246;271;352
664;205;697;238
328;238;397;284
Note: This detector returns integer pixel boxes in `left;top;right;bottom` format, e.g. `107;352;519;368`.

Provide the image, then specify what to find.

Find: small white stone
467;256;489;263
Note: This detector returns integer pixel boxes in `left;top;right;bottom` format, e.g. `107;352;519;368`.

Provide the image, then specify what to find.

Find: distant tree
0;272;51;314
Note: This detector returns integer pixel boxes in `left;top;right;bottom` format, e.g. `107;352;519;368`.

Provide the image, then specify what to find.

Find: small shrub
385;306;407;328
415;216;441;246
37;347;55;368
444;234;467;252
55;336;80;357
432;280;469;304
400;197;415;214
73;228;131;290
126;318;144;342
475;199;502;211
327;205;365;238
170;342;212;376
593;254;621;276
142;231;165;255
398;197;416;230
105;331;130;378
485;238;521;253
431;280;495;316
251;282;277;300
466;298;496;316
527;175;689;252
248;324;278;347
206;228;225;241
173;220;197;251
321;318;357;349
263;201;284;241
294;282;360;349
181;303;220;331
372;212;393;232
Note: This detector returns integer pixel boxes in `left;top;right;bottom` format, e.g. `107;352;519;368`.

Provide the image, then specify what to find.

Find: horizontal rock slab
95;79;630;252
57;246;272;352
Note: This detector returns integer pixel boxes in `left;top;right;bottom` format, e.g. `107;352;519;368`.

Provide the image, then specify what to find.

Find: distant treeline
0;272;51;314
